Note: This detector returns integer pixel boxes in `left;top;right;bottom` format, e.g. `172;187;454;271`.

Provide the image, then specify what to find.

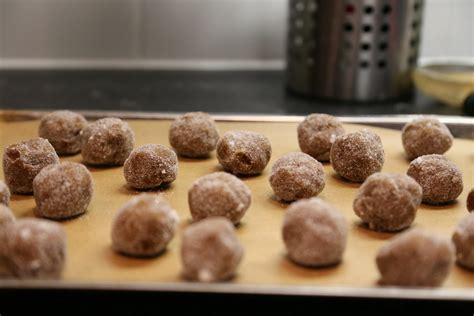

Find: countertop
0;70;467;116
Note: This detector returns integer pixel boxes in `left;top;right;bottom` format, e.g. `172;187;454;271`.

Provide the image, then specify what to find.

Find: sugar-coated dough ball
330;130;384;182
467;188;474;212
376;229;453;287
0;180;10;206
188;172;251;224
353;173;422;232
0;205;15;277
282;198;347;267
217;130;271;175
402;117;453;160
39;110;88;155
169;112;219;158
407;154;463;204
181;217;243;282
2;138;60;194
269;152;325;202
124;144;178;189
452;213;474;270
81;117;135;166
33;162;93;220
111;194;179;257
0;218;66;279
297;114;345;161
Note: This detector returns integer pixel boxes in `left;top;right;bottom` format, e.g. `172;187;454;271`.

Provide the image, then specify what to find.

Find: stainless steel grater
286;0;424;101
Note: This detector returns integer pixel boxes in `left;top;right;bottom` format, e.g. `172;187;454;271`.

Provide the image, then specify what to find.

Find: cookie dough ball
188;172;251;225
0;180;10;206
376;229;453;287
216;130;271;175
353;173;422;232
330;130;384;183
39;110;88;155
269;152;325;202
169;112;219;158
467;188;474;212
33;162;93;220
181;217;243;282
402;117;453;160
123;144;178;190
81;117;135;166
297;114;345;161
1;218;66;279
282;198;347;267
452;213;474;269
407;154;463;204
3;138;60;194
111;194;179;257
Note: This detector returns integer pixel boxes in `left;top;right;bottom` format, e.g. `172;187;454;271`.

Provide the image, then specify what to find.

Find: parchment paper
1;119;473;289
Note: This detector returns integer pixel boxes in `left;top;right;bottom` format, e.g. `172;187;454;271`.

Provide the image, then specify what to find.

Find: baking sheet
0;118;473;295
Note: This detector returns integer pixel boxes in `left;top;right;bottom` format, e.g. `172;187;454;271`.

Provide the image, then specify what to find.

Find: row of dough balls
1;190;473;287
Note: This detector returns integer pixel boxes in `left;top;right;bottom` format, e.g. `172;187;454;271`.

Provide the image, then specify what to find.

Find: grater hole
345;4;355;14
408;56;417;65
361;43;371;51
295;19;304;29
360;60;370;68
344;41;352;50
380;24;390;33
295;2;305;12
294;36;304;47
344;23;354;32
414;2;421;11
378;60;387;68
379;42;388;51
362;25;372;32
412;21;419;29
364;6;374;14
382;4;392;14
410;38;418;47
308;1;318;12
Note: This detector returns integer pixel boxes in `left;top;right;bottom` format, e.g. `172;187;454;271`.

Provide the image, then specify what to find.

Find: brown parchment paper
0;119;473;289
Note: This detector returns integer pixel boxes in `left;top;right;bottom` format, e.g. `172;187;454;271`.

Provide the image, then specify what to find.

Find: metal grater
286;0;424;101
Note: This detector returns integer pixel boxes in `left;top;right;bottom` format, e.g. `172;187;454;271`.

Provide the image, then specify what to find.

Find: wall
0;0;472;69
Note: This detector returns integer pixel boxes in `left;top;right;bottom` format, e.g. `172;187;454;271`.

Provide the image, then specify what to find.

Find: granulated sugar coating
38;110;88;155
0;180;10;206
452;213;474;270
269;152;325;202
376;229;454;287
33;162;93;220
81;117;135;166
330;129;384;183
467;188;474;212
111;194;179;257
353;173;422;232
282;198;347;267
0;218;66;279
2;138;60;194
0;204;15;228
297;114;345;162
402;116;453;160
216;130;271;175
169;112;219;158
188;172;251;224
407;154;463;204
124;144;178;190
181;217;243;282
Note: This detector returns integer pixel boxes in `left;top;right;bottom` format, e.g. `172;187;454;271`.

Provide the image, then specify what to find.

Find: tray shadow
104;246;168;268
118;183;173;195
330;173;361;189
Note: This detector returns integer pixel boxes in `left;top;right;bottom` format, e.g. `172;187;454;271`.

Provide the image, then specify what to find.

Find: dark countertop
0;70;467;116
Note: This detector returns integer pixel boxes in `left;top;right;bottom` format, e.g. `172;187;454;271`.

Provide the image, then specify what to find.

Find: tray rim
0;279;473;301
0;110;473;300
